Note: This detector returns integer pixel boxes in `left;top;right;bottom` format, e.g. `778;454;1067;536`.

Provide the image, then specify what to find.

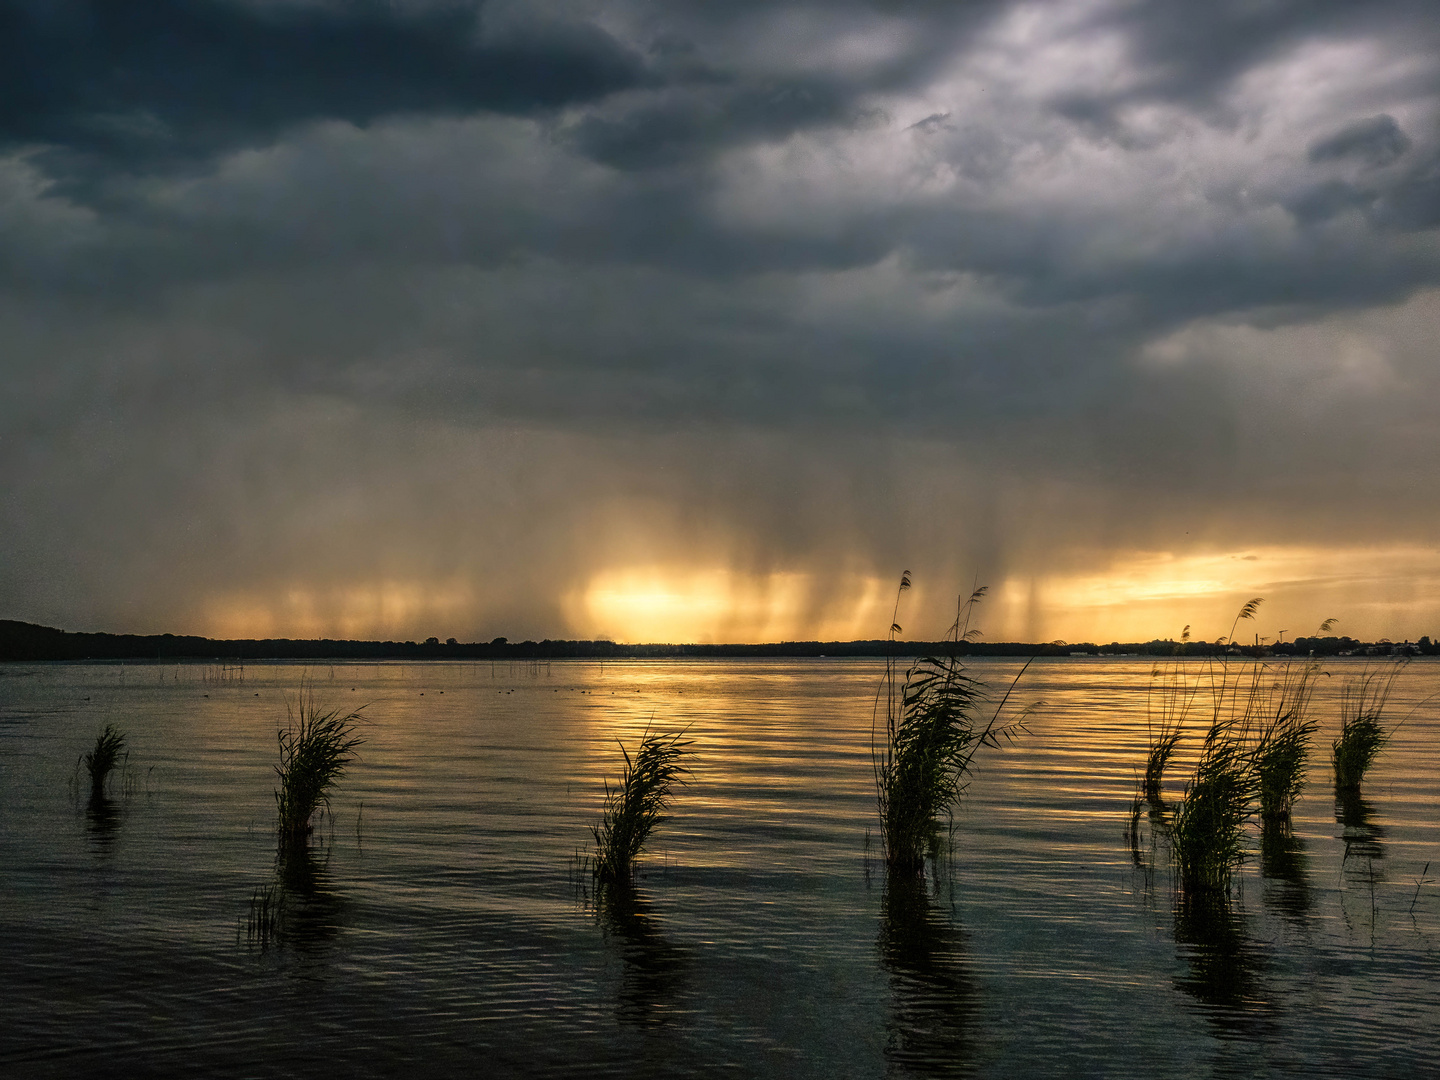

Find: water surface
2;657;1437;1077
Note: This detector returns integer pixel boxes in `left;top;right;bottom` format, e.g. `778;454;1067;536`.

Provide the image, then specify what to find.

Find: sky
3;0;1440;646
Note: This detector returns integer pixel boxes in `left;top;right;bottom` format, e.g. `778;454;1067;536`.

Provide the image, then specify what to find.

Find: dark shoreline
2;619;1428;662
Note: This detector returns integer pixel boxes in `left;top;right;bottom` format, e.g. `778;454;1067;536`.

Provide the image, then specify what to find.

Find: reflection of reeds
1333;662;1405;791
595;884;688;1027
590;729;691;886
269;842;343;953
83;724;127;801
875;576;1031;876
1172;890;1265;1012
275;692;365;842
1336;788;1386;864
879;874;974;1075
1259;829;1311;919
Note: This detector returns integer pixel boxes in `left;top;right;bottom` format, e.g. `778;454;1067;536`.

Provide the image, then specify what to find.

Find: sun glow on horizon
187;544;1440;645
199;578;477;641
988;544;1440;645
568;566;892;644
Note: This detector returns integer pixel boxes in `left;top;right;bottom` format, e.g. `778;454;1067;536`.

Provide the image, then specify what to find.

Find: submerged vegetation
590;729;692;886
83;724;127;801
246;885;285;950
874;574;1032;876
275;692;366;843
1333;662;1406;791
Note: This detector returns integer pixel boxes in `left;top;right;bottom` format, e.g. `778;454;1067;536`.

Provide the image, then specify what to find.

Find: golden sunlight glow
987;545;1440;644
193;546;1440;644
568;566;891;644
200;579;476;640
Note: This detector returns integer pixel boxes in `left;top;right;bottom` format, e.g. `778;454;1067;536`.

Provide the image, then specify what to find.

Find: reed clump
874;575;1031;877
1332;662;1405;791
1164;602;1337;892
1165;600;1261;893
83;724;127;800
275;692;366;842
1169;716;1258;893
590;729;691;886
1252;660;1322;824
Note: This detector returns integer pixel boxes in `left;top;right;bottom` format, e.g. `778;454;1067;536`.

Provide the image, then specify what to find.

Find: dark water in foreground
2;657;1438;1078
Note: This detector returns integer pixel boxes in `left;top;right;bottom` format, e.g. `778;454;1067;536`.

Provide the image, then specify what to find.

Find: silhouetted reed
1143;627;1197;803
275;691;366;843
590;728;691;886
869;578;1031;875
1332;661;1406;791
1251;660;1322;824
82;724;127;801
874;576;1032;877
1166;601;1328;894
1170;714;1257;894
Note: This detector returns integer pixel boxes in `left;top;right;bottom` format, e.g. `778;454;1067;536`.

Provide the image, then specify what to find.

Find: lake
2;657;1437;1078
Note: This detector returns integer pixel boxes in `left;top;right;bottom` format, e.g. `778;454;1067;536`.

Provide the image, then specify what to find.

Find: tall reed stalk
874;575;1032;876
1167;599;1266;894
1142;627;1196;802
591;729;692;886
275;692;366;842
83;724;127;801
1332;661;1406;791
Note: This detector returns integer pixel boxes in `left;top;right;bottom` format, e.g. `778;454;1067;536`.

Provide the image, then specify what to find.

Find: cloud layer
4;0;1440;642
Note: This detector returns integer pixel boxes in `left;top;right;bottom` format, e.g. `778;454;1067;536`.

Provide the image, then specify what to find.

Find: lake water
1;657;1437;1078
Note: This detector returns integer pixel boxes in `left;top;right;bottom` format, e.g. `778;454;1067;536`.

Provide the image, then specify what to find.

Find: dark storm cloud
0;0;644;177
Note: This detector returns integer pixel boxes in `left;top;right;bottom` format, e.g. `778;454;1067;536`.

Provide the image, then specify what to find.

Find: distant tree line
0;620;1433;663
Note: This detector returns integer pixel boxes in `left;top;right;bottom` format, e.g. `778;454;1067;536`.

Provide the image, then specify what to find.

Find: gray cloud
5;0;1440;639
1309;115;1412;167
